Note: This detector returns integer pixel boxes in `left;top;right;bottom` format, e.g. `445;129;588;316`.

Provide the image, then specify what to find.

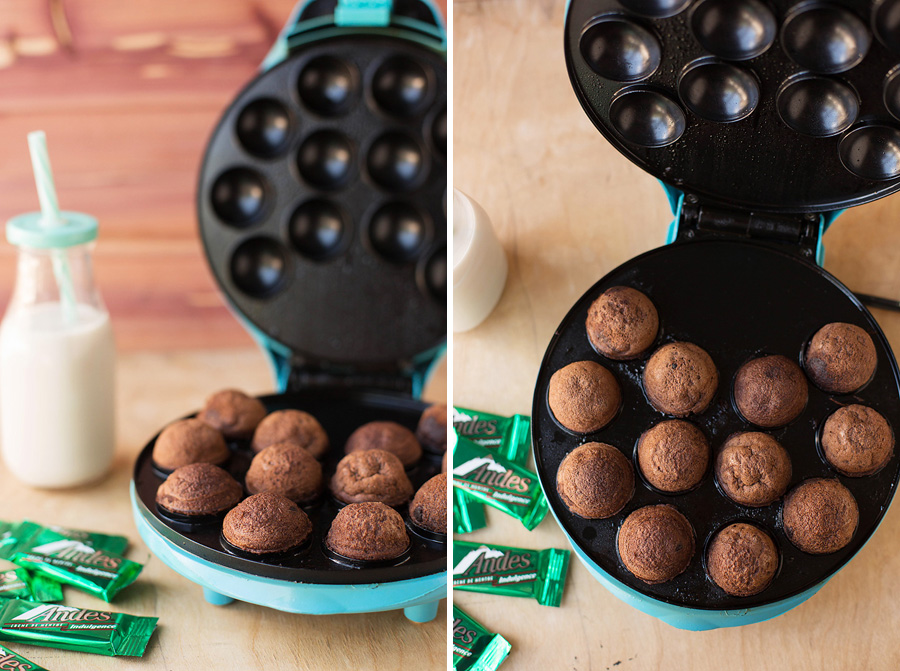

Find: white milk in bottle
0;212;116;487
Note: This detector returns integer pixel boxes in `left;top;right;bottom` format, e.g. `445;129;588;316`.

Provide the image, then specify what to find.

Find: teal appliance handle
263;0;446;71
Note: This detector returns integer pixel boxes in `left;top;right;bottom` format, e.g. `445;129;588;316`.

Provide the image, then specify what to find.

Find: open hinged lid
564;0;900;216
197;0;446;391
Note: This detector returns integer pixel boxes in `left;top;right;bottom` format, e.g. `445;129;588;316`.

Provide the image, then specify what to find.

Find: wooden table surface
0;348;447;670
453;1;900;669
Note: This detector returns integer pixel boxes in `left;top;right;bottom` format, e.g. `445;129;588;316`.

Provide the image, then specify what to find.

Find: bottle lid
6;211;98;249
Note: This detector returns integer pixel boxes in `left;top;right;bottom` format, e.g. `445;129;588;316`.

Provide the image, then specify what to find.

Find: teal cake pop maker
130;0;447;623
528;0;900;630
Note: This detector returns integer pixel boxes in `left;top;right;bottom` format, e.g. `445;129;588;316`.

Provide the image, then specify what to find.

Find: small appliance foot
203;587;234;606
403;599;440;623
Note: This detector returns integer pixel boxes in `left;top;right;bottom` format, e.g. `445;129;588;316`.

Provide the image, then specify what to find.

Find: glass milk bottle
0;212;115;487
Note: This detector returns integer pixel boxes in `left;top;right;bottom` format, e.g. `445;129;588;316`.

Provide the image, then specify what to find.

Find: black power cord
856;293;900;313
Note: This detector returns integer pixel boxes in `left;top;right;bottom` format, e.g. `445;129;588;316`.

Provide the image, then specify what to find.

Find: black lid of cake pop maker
197;3;446;384
565;0;900;214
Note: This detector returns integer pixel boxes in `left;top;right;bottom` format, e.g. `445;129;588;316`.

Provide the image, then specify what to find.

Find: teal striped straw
27;131;78;324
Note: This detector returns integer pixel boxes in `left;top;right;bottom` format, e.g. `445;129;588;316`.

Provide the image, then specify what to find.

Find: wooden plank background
0;0;445;350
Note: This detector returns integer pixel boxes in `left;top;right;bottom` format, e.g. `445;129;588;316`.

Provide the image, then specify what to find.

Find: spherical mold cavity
617;0;691;19
874;0;900;55
678;59;759;122
579;16;661;82
230;237;288;298
432;106;447;156
838;124;900;181
297;56;357;116
235;98;292;159
369;202;428;264
781;4;871;74
297;130;354;191
289;199;347;261
372;56;433;117
366;132;425;192
609;88;686;146
776;75;859;137
690;0;776;61
210;168;267;227
885;66;900;122
425;246;447;301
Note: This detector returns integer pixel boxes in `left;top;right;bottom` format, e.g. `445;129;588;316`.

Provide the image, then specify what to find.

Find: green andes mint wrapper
453;489;487;535
453;540;570;607
12;528;142;603
25;575;63;604
0;522;17;560
43;524;128;557
0;567;32;601
453;407;531;463
0;642;49;670
2;522;128;559
0;599;157;657
5;522;129;603
452;606;510;671
452;408;531;535
452;436;548;530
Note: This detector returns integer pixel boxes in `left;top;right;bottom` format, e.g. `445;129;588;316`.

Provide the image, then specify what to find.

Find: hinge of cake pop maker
676;196;821;260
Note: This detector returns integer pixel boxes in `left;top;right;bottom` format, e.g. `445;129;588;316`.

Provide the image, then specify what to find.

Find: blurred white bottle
0;213;115;487
453;189;508;332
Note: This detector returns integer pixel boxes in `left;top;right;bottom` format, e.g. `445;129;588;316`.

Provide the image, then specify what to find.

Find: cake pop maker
529;0;900;630
130;0;447;623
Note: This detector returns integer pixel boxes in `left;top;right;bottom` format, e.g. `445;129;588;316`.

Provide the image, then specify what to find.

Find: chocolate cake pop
805;322;876;394
548;361;621;433
734;355;808;427
585;286;659;360
556;442;634;519
643;342;718;417
618;504;694;584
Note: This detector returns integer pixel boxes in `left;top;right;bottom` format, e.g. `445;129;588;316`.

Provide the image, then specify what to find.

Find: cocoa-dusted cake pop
245;441;324;504
326;502;410;561
706;523;779;597
409;473;447;533
715;432;791;507
442;451;447;474
416;403;447;454
821;404;894;477
734;355;808;428
153;418;229;471
637;420;709;493
156;462;242;517
548;361;621;434
585;286;659;360
805;322;877;394
556;442;634;519
782;478;859;554
251;409;329;459
197;389;266;440
222;492;312;554
617;505;694;584
345;421;422;467
330;449;414;506
643;342;718;417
